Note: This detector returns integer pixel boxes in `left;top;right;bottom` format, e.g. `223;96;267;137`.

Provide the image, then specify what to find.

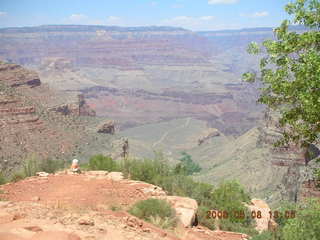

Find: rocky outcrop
245;199;277;233
49;94;95;117
40;57;73;72
78;94;96;116
0;62;89;176
257;109;320;202
97;120;115;134
155;196;198;228
0;62;40;88
198;128;220;145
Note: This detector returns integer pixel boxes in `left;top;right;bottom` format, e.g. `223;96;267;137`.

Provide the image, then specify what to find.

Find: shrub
149;215;177;229
10;172;25;182
110;204;122;211
0;172;7;185
250;231;280;240
313;168;320;188
211;180;252;225
88;154;118;171
219;220;259;236
197;205;216;230
124;157;171;183
23;156;40;177
23;155;64;177
274;201;297;228
282;198;320;240
39;158;65;173
129;198;177;229
174;152;201;175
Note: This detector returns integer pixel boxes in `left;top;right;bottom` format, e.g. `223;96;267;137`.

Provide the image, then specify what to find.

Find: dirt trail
152;118;191;148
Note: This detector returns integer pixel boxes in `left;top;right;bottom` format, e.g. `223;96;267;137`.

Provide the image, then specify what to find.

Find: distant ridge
0;24;189;33
198;25;306;36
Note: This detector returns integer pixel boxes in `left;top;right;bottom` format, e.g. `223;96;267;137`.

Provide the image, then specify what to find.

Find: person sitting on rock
71;159;81;174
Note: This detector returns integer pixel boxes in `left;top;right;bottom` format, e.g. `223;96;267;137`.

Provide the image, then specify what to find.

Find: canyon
0;24;318;206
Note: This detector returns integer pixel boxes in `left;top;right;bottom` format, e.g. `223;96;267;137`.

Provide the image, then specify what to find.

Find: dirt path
152;118;191;148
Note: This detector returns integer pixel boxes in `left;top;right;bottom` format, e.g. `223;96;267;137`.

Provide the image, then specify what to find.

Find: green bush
0;172;7;185
129;198;177;229
211;180;252;225
282;198;320;240
219;220;259;236
23;155;64;177
197;205;216;230
88;154;118;171
313;168;320;188
274;201;297;228
10;172;25;182
39;158;65;173
174;152;201;175
23;156;40;177
250;231;281;240
124;157;171;183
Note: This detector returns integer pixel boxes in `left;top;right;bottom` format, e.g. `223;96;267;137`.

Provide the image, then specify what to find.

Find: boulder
30;231;81;240
156;196;198;227
97;120;116;134
246;198;277;233
0;63;41;88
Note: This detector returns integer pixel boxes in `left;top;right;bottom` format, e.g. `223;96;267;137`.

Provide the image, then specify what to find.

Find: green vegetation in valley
129;198;177;229
174;152;201;175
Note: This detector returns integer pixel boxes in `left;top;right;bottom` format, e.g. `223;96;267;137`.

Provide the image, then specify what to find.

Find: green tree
175;152;201;175
243;0;320;147
282;199;320;240
211;180;251;224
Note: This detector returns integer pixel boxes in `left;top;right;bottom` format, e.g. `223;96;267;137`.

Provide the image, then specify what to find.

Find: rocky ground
0;171;250;240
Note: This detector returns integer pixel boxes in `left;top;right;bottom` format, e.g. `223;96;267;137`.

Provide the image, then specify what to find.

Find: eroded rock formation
49;94;96;117
0;62;89;175
257;109;320;202
198;128;220;145
97;120;116;134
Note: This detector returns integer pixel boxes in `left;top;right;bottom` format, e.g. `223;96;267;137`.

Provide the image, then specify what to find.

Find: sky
0;0;292;31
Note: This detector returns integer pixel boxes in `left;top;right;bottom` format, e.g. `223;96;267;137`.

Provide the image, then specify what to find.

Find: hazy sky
0;0;292;30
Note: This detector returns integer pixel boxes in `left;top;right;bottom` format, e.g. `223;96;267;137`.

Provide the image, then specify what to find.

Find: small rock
0;201;10;208
13;213;26;220
31;196;40;201
36;172;49;177
78;218;95;226
160;232;167;238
